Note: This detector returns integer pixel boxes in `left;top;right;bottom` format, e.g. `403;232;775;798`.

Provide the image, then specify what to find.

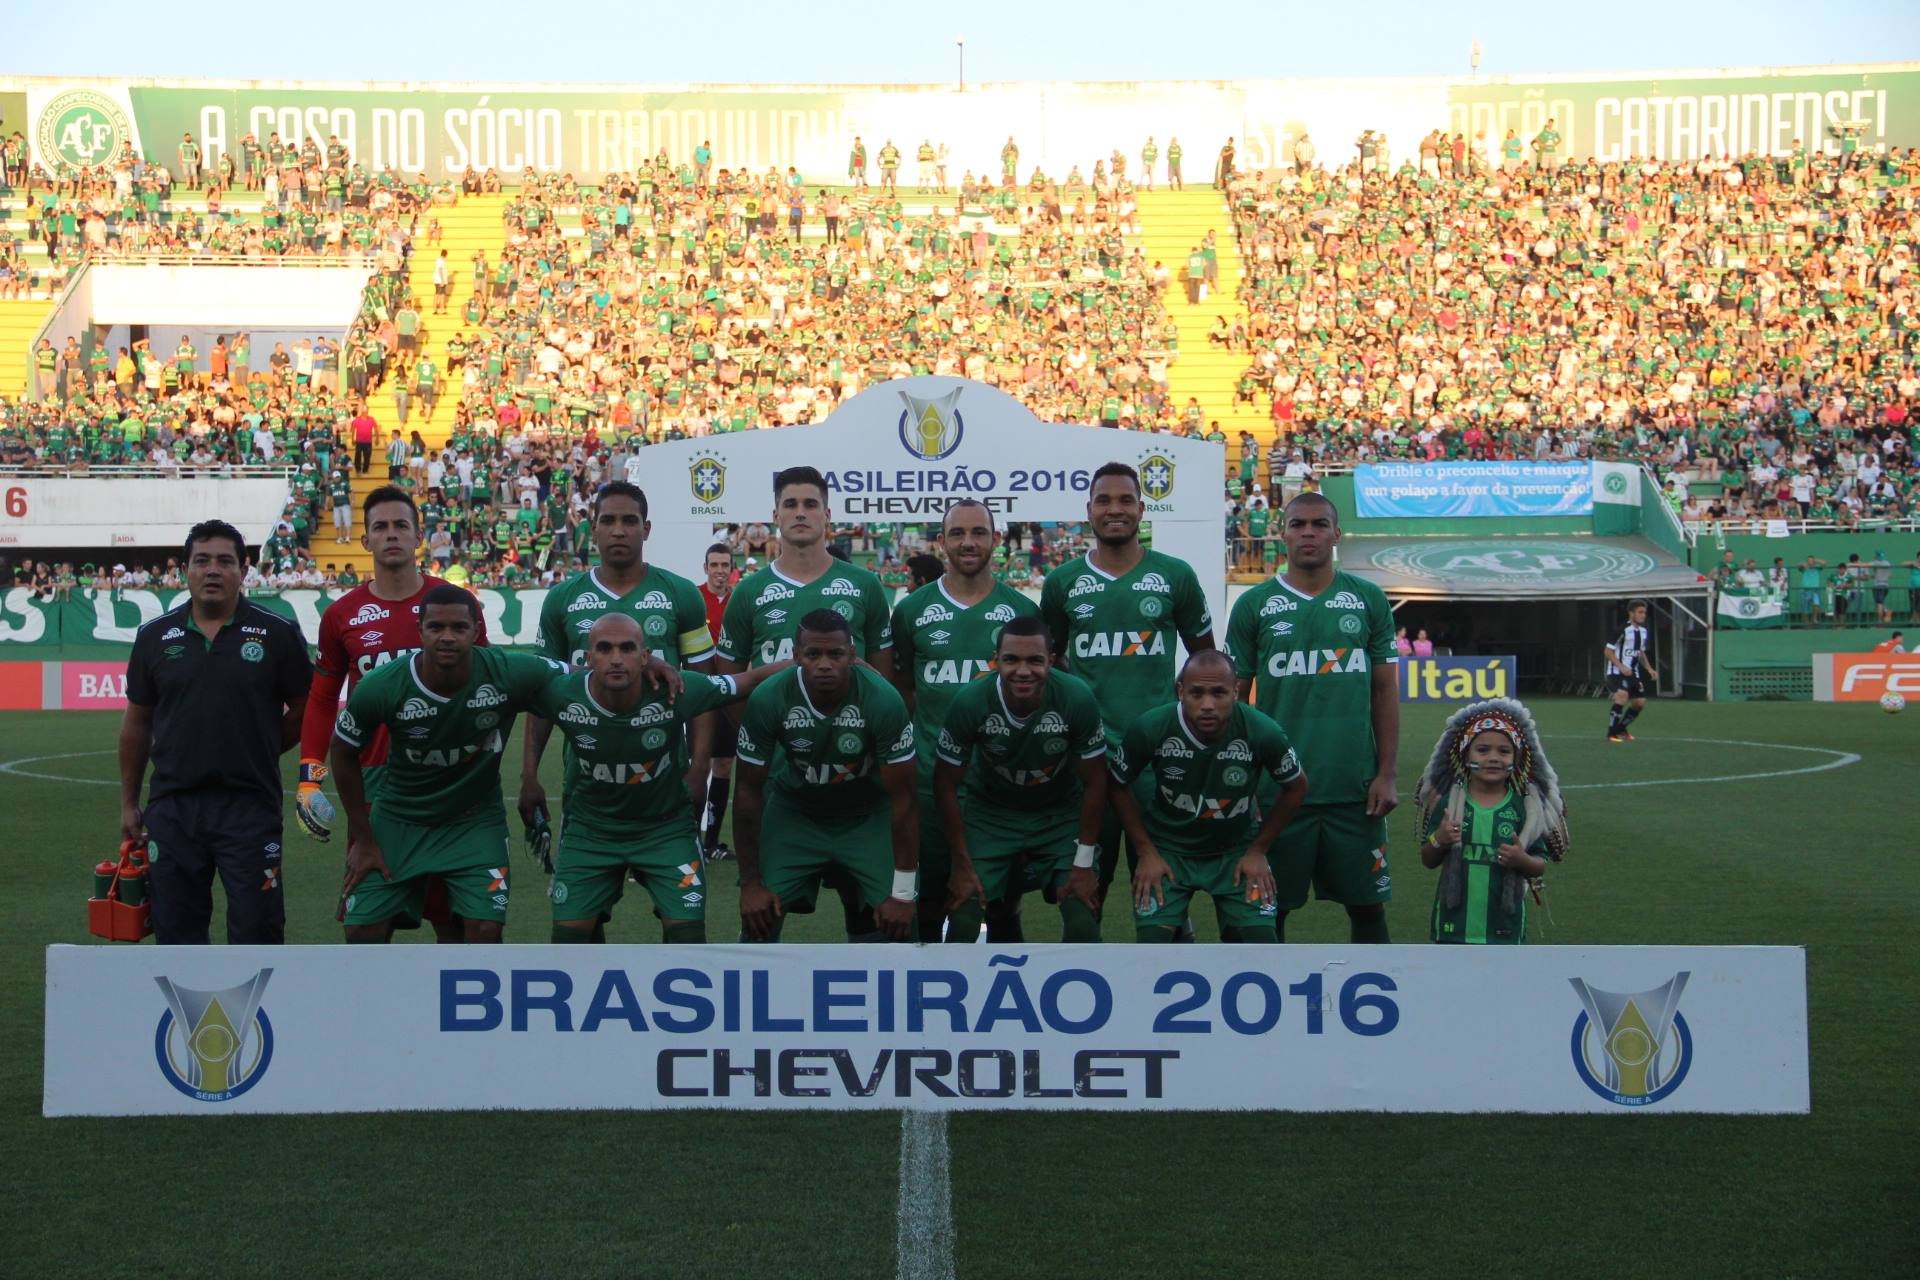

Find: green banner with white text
0;587;552;655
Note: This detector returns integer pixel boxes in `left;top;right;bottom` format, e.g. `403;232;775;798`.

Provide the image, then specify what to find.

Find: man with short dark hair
891;500;1041;940
332;586;568;943
733;609;920;942
1041;461;1214;917
294;486;489;942
119;520;313;944
718;466;895;933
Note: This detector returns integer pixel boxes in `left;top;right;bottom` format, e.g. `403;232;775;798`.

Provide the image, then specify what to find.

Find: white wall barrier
45;943;1809;1116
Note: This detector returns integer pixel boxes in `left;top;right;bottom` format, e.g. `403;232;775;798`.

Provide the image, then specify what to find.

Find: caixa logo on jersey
1569;973;1693;1107
153;970;275;1103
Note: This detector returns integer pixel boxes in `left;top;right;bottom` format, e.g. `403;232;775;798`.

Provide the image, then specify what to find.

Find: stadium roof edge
5;62;1920;94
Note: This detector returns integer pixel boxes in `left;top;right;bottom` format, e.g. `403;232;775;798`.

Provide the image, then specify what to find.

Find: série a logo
154;970;274;1103
37;89;133;173
1569;973;1693;1107
898;386;965;461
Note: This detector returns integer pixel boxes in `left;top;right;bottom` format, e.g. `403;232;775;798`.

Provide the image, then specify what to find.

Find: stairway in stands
324;194;512;578
1133;188;1270;464
0;299;53;401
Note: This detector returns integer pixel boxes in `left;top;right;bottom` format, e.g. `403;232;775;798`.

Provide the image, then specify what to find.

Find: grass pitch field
3;697;1915;1278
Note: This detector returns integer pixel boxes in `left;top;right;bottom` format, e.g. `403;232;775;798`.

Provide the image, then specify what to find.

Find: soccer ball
1881;693;1906;714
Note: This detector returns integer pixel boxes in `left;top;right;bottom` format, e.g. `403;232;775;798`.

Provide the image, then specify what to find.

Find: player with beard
1225;492;1399;943
890;500;1040;940
296;485;487;942
1040;462;1214;921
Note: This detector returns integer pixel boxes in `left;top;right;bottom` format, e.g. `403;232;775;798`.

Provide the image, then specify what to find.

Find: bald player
525;614;789;942
1109;650;1307;942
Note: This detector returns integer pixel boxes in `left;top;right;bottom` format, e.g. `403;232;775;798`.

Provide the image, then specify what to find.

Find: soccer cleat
1607;734;1626;744
1621;731;1636;741
705;842;734;862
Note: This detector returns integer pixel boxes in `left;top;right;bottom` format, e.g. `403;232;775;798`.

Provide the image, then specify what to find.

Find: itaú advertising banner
44;944;1808;1116
1811;652;1920;701
1399;655;1518;702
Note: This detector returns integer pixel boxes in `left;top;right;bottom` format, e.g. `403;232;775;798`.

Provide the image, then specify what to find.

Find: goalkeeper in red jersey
296;485;487;941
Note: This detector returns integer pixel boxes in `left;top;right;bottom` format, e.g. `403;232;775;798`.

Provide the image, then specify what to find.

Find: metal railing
0;463;296;479
1689;515;1920;537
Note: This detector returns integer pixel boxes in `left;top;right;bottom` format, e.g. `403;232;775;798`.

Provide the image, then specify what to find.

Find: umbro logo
361;630;384;644
766;608;789;624
928;630;951;643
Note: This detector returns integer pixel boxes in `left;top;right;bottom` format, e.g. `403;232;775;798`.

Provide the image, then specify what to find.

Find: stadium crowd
3;125;1918;590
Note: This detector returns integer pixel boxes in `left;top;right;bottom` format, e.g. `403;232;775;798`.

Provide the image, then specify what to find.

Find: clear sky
7;0;1919;84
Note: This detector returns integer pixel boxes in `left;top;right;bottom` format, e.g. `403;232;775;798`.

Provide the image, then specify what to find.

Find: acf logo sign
35;89;134;173
1372;540;1656;586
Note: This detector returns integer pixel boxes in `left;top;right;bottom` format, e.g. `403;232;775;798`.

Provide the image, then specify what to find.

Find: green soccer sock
661;919;706;944
1347;905;1390;944
946;897;986;943
1059;898;1101;942
1221;924;1279;944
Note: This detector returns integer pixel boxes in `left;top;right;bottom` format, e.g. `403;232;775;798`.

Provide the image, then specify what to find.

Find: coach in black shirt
119;519;312;944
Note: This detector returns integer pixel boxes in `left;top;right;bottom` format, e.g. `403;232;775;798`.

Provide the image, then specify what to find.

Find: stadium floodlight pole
1470;38;1483;77
957;37;965;92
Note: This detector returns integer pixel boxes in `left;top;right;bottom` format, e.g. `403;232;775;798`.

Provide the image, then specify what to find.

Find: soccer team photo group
4;9;1915;1277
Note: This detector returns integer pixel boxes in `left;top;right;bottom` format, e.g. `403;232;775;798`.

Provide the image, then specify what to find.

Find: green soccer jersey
1040;549;1212;752
535;670;738;838
735;666;915;820
336;648;567;825
1110;702;1302;860
935;670;1106;811
718;561;893;668
1423;791;1540;944
890;579;1040;785
538;565;714;669
1225;570;1396;806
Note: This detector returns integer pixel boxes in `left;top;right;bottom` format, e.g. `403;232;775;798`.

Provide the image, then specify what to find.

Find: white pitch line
895;1110;955;1280
0;750;118;785
1542;736;1860;790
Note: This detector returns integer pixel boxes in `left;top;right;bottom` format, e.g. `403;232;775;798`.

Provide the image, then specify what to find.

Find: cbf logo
154;970;274;1103
690;448;726;506
898;387;965;461
36;89;134;173
1138;453;1176;502
1569;973;1693;1107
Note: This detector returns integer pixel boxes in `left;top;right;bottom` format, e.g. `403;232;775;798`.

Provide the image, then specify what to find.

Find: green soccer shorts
1268;802;1391;910
762;792;902;915
965;806;1078;902
1133;848;1278;932
345;812;512;927
551;821;705;923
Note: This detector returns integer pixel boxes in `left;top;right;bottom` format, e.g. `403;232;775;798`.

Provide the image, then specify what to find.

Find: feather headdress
1415;697;1570;911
